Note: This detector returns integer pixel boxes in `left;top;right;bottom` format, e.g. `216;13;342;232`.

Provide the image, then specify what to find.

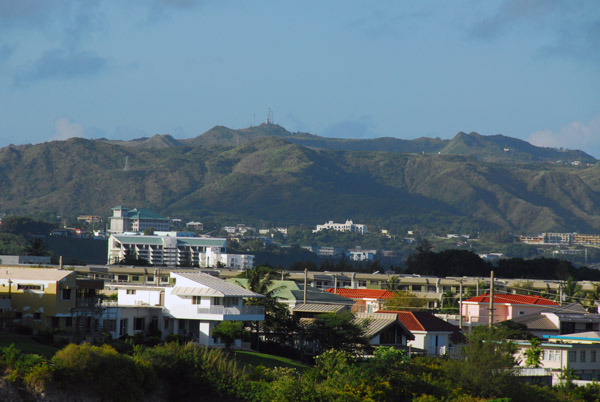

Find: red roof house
378;310;465;356
462;293;559;326
325;288;394;313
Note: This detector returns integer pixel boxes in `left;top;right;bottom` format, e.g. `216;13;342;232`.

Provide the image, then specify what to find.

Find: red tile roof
463;293;559;306
377;310;466;344
324;288;395;300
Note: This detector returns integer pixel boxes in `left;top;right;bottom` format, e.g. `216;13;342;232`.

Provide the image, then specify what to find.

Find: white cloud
528;114;600;157
53;117;83;141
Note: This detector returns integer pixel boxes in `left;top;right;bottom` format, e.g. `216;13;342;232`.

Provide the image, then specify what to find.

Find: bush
52;343;151;402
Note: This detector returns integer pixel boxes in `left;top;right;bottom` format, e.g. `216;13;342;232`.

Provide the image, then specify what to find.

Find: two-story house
103;272;265;347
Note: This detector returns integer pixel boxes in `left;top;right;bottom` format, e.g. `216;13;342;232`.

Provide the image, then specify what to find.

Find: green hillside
0;126;598;233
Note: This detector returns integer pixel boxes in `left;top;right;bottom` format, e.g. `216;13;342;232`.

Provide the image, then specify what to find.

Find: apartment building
107;233;254;269
108;206;170;234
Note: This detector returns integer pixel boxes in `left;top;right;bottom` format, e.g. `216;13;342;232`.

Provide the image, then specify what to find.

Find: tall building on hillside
108;206;170;234
313;220;368;234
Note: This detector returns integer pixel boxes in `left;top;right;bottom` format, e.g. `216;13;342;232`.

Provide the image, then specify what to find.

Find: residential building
325;288;394;313
515;331;600;382
108;206;170;234
510;303;600;338
107;233;254;269
313;220;367;234
378;310;465;356
229;279;354;319
102;271;264;347
186;221;204;231
0;268;76;332
461;293;559;327
354;312;414;349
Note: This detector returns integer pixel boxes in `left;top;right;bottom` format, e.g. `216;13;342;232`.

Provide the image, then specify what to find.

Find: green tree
143;227;155;235
303;311;368;354
212;321;247;349
384;290;428;310
447;326;518;398
562;276;583;303
24;237;48;256
525;338;542;368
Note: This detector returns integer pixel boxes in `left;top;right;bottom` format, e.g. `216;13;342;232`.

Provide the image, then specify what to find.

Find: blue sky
1;0;599;156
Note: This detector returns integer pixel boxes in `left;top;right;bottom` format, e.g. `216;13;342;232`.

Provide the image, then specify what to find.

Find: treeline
405;245;600;281
2;337;600;402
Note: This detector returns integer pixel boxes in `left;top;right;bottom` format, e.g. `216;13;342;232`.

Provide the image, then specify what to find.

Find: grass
0;333;59;358
233;350;309;372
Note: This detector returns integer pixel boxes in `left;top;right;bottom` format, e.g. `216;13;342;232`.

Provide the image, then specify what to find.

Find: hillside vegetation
0;125;598;233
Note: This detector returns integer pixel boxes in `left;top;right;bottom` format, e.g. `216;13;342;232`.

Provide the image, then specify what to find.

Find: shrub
51;343;151;402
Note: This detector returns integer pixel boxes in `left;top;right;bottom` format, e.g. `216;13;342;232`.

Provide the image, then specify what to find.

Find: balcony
197;305;264;315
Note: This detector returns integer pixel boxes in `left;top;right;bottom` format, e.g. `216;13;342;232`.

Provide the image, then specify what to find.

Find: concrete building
313;220;367;234
103;272;264;347
108;206;170;234
107;233;254;269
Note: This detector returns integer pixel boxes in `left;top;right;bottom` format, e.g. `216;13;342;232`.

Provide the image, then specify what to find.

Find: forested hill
0;125;599;233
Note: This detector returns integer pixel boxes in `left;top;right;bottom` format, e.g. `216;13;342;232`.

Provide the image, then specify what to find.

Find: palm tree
386;275;401;291
562;276;583;304
24;238;47;256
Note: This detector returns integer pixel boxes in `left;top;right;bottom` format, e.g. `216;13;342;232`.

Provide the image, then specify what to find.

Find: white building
102;272;264;347
313;220;367;234
107;234;254;269
108;206;171;234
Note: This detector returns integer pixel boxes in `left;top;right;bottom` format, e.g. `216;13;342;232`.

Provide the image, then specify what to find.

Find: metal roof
171;286;223;297
174;272;263;298
353;312;415;340
292;304;346;313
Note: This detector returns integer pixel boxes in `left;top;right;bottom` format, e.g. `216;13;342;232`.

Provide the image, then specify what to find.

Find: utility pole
303;268;308;304
488;271;494;328
459;280;463;329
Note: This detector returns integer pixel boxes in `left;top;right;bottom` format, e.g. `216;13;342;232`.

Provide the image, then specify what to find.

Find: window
117;275;128;282
65;317;72;327
370;281;378;285
50;317;59;328
192;296;201;305
147;275;154;282
543;350;561;362
133;317;145;331
17;284;43;291
569;351;577;362
412;285;423;292
581;351;586;362
132;275;140;282
358;280;367;287
33;312;41;320
591;351;596;362
104;319;116;332
160;276;169;283
61;288;71;300
164;318;169;330
519;311;525;316
427;286;436;292
119;319;128;336
126;289;136;295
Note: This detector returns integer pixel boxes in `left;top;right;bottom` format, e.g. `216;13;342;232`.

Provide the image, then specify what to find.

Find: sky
0;0;599;156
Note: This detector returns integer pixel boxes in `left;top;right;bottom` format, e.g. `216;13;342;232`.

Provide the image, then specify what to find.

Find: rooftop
463;293;559;306
325;288;395;300
173;272;263;298
0;267;73;282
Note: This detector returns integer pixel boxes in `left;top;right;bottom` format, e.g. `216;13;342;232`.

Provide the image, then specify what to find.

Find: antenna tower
266;108;273;124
